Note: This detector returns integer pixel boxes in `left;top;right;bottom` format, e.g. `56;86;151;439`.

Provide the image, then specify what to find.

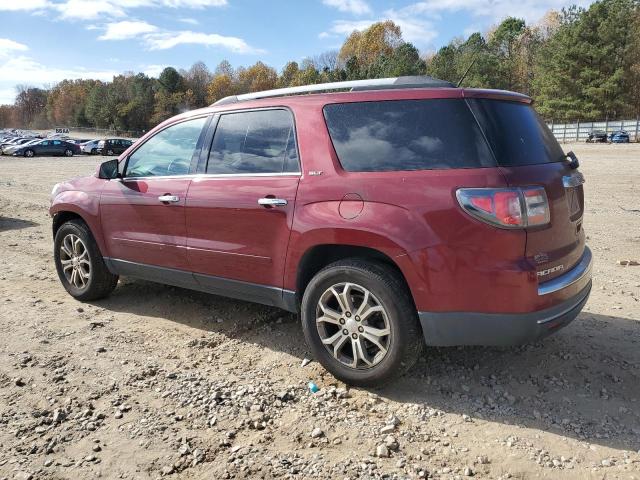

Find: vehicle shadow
93;278;640;453
0;216;38;232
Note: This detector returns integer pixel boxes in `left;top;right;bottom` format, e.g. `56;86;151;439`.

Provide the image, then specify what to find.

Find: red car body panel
50;86;590;346
185;175;300;287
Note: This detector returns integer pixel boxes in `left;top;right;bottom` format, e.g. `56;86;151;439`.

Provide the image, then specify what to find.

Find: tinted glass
126;116;207;177
323;99;494;172
467;99;565;166
207;109;299;174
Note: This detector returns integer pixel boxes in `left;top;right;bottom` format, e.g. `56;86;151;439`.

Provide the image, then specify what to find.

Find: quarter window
323;99;494;172
125;116;208;178
207;109;299;174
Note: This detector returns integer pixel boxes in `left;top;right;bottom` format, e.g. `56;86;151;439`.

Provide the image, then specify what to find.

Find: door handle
158;194;180;203
258;197;288;207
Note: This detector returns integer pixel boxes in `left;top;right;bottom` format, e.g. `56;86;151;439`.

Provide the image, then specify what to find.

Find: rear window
323;99;494;172
467;99;565;166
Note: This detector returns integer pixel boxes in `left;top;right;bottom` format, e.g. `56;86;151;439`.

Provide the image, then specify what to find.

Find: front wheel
106;149;114;156
64;149;73;157
54;219;118;301
24;149;34;157
301;259;424;387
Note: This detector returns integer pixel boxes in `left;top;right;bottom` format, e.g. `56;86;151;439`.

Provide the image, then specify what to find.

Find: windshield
467;99;566;166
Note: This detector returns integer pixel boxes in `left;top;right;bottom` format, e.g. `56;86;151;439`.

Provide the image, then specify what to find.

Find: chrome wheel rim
316;282;391;369
59;234;91;289
25;150;33;157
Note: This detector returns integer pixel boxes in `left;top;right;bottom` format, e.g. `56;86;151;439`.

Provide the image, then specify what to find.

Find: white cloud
321;14;438;48
99;20;158;40
0;38;29;55
395;0;595;23
144;30;264;54
142;64;166;77
179;17;199;25
322;0;371;15
0;0;50;11
37;0;227;20
0;55;118;103
55;0;125;19
0;55;118;84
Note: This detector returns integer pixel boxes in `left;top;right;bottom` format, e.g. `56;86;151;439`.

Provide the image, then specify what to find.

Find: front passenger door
100;115;210;271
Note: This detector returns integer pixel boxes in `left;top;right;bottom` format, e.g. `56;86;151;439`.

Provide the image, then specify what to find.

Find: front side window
323;99;495;172
125;116;207;178
207;109;299;174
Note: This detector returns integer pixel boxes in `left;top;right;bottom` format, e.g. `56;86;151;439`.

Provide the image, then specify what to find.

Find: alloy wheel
59;233;91;289
315;282;391;369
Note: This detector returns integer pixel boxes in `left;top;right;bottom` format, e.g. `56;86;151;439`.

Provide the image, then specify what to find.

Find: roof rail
212;76;455;106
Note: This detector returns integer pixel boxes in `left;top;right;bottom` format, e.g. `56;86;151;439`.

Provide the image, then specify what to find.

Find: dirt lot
0;143;639;480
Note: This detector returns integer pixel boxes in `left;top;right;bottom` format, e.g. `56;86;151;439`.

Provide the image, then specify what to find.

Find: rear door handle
158;195;180;203
258;198;287;207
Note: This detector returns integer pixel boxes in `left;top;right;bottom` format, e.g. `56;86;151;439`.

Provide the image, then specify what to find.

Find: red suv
50;76;592;386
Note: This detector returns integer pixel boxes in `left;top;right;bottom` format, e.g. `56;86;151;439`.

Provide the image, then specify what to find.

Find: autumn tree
338;21;403;70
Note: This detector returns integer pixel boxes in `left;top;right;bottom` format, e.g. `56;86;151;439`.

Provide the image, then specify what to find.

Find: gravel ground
0;143;639;480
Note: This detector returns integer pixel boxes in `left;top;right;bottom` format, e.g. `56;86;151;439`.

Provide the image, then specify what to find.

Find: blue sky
0;0;594;104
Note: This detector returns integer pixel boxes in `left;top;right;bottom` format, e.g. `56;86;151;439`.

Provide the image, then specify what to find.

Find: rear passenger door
185;108;301;298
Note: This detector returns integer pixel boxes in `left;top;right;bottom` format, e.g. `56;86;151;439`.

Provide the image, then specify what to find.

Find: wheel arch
293;243;415;310
51;200;107;258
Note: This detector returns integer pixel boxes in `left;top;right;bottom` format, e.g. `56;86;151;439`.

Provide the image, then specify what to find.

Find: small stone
617;259;639;266
96;346;106;353
14;472;33;480
84;455;96;462
310;427;323;438
44;458;54;467
380;424;395;434
161;465;174;475
464;466;474;476
93;444;102;452
77;307;84;313
601;459;612;467
15;377;25;387
384;435;399;451
178;443;190;456
376;444;390;458
114;411;123;419
52;408;66;423
301;358;312;367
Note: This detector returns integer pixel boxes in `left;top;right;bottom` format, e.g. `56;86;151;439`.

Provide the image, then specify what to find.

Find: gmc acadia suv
50;76;592;386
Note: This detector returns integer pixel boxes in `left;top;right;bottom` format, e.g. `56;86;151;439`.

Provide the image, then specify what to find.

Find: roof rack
212;76;455;106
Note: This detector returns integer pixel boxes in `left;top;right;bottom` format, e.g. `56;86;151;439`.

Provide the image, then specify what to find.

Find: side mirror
98;159;121;179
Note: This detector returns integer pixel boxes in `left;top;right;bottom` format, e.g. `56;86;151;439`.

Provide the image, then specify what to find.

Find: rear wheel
24;149;34;157
106;149;114;156
54;219;118;301
91;148;97;155
301;259;424;387
64;148;73;157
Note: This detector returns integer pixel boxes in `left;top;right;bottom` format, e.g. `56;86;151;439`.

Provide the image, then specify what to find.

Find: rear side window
207;109;299;174
467;99;565;166
323;99;494;172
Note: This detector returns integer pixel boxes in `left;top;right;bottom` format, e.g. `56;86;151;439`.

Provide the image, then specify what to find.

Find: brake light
456;187;550;229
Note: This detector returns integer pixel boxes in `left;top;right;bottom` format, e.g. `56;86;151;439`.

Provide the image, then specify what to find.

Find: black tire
64;149;73;157
54;219;118;301
301;259;424;387
91;148;97;155
24;149;34;157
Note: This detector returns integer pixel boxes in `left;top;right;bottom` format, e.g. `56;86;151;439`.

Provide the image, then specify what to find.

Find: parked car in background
13;139;80;157
586;130;608;143
3;138;41;155
1;137;34;153
609;130;630;143
81;140;101;155
98;138;133;156
50;76;591;386
67;138;92;145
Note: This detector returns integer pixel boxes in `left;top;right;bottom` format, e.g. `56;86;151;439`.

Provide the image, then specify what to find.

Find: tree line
1;0;638;133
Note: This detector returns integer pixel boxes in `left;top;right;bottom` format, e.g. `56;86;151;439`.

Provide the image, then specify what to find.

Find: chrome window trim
538;246;592;296
119;172;302;181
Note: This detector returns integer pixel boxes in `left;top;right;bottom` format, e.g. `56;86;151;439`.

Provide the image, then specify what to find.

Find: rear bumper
418;247;592;347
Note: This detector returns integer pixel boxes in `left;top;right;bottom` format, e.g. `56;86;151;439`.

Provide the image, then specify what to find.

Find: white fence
548;118;639;143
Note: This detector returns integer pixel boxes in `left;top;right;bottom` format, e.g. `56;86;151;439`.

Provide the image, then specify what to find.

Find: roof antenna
457;51;478;88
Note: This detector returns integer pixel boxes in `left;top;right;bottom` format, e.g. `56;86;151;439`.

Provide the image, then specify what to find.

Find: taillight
456;187;550;229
